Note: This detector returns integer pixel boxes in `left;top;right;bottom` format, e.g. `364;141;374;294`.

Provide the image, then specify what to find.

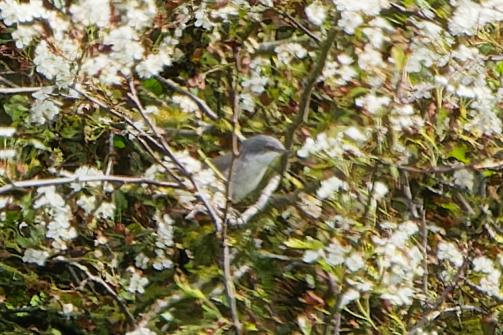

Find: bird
210;135;288;205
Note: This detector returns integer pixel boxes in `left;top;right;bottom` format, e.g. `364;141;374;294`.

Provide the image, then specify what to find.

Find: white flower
0;149;16;159
241;73;268;94
172;95;199;114
317;176;348;200
240;93;255;112
305;2;326;26
155;214;174;248
136;52;172;79
12;24;41;49
96;202;115;219
345;127;367;142
472;256;494;274
303;249;323;263
77;195;96;214
30;100;60;125
0;127;16;137
326;240;351;266
127;272;149;294
23;248;50;266
126;327;157;335
338;11;363;34
437;242;464;267
34;186;66;209
164;150;202;174
61;303;74;316
70;0;111;27
355;94;390;114
372;181;388;200
71;166;105;191
339;289;360;307
144;106;159;115
346;253;364;272
381;285;414;306
452;169;474;190
152;249;174;270
332;0;390;16
135;253;150;270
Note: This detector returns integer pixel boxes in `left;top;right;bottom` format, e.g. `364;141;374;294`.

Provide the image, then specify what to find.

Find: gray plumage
211;135;287;204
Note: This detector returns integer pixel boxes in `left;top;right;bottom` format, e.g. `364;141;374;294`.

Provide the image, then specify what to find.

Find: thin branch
284;17;338;150
428;305;485;322
155;76;218;120
220;50;243;335
466;280;503;304
384;159;503;174
399;169;419;219
277;11;321;43
0;175;180;195
0;87;47;94
128;80;223;231
408;258;470;335
55;256;136;330
420;207;428;296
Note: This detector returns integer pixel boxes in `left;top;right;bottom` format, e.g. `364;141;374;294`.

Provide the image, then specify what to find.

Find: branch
408;257;470;335
155;76;218;120
0;175;180;195
284;16;338;149
0;87;48;94
128;80;223;231
219;51;243;335
55;256;136;330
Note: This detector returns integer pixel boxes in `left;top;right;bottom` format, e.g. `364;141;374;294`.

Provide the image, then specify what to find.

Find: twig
220;51;243;335
55;256;136;330
128;80;223;231
277;11;321;43
399;169;419;219
428;305;485;322
466;280;503;304
0;87;47;94
155;76;218;120
384;159;503;174
420;207;428;296
0;175;180;195
408;258;470;335
283;17;338;150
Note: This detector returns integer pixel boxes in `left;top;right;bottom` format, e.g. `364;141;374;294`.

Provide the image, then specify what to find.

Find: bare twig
428;305;485;322
0;87;47;94
55;256;136;330
155;76;218;120
399;169;419;219
0;175;180;195
277;11;321;43
284;17;338;150
220;52;243;335
466;280;503;304
420;207;428;296
408;258;470;335
128;80;223;231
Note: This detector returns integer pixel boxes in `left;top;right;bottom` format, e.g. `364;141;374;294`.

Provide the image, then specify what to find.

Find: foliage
1;0;503;334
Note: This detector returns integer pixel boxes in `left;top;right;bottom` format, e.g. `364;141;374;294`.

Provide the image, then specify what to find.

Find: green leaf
113;136;126;149
284;238;324;250
176;279;206;300
450;144;469;163
142;78;163;96
391;46;406;71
